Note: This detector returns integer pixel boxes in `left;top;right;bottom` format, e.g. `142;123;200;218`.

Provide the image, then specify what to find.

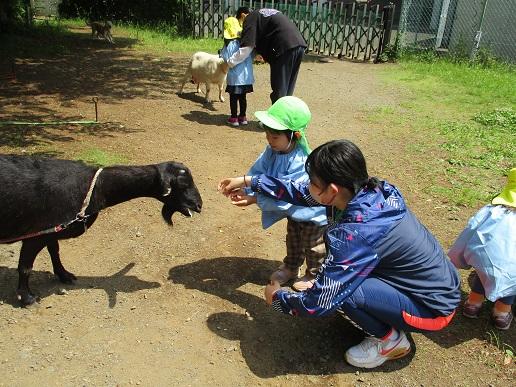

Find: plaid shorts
283;218;327;276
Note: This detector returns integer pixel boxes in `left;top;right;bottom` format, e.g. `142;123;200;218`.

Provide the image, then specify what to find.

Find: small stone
57;288;67;295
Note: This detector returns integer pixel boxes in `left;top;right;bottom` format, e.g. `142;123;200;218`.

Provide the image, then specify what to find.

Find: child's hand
264;280;281;305
229;193;257;207
218;176;249;196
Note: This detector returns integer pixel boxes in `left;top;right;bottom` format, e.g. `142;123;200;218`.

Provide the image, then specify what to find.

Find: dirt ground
0;28;514;386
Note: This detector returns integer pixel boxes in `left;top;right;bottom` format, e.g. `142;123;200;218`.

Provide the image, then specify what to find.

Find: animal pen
189;0;396;62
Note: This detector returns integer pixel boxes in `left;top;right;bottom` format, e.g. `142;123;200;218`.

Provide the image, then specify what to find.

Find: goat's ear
158;165;188;197
157;164;173;197
162;186;171;197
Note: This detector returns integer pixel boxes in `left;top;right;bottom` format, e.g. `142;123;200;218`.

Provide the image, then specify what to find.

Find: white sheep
179;52;229;103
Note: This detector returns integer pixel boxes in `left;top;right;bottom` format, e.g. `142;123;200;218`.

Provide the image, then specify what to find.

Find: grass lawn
376;55;515;207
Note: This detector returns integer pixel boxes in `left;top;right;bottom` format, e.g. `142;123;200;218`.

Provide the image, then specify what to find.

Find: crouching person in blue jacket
218;139;461;369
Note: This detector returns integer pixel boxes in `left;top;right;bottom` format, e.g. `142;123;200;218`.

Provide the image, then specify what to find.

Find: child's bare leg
467;291;485;305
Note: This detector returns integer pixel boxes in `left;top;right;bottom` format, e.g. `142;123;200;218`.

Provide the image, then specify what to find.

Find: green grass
57;18;221;53
0;18;221;59
120;23;220;53
377;55;516;207
76;148;127;167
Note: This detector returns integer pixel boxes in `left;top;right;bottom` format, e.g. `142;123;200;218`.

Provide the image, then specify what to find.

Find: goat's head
157;162;203;225
220;59;230;74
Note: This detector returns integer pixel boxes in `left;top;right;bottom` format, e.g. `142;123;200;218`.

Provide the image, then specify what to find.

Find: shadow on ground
169;256;415;378
0;27;185;149
0;262;160;308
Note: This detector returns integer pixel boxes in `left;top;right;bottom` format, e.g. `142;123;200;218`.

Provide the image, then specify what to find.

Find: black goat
0;155;203;306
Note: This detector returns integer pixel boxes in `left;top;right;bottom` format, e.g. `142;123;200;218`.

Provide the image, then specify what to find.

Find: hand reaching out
217;176;250;196
229;192;257;207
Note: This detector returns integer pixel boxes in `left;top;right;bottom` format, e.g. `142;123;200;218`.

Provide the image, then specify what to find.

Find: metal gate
190;0;395;62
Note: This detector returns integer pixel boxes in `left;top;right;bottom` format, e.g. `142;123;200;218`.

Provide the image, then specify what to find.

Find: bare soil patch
0;27;513;386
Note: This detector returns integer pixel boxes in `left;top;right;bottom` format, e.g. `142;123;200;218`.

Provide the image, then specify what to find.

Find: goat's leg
196;83;201;94
218;82;225;102
179;72;190;94
17;239;47;305
47;239;77;284
205;83;211;103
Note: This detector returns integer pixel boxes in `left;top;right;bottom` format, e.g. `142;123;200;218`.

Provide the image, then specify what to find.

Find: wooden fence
190;0;395;62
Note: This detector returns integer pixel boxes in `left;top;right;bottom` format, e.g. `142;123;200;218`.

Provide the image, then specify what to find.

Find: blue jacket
247;144;327;229
220;39;254;87
250;175;461;317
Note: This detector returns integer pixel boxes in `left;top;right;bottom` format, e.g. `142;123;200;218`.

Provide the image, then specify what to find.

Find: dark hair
236;7;250;19
306;140;379;195
262;125;294;140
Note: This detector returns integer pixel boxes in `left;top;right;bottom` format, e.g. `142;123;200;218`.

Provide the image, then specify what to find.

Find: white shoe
345;330;411;368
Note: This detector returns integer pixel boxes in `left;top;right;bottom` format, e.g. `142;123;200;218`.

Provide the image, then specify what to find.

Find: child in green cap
219;96;327;290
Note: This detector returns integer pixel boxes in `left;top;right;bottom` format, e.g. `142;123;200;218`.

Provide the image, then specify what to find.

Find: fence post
470;0;489;61
435;0;451;49
375;3;394;63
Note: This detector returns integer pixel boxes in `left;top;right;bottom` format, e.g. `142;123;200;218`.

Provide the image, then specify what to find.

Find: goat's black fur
0;155;202;306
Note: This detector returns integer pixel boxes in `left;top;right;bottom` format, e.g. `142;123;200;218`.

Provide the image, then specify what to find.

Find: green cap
254;96;312;155
492;167;516;208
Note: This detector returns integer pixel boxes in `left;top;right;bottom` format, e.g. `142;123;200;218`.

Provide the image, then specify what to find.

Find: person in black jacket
226;9;306;103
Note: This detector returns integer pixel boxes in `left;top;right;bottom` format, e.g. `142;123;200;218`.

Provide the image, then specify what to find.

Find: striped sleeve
250;174;321;208
271;227;379;317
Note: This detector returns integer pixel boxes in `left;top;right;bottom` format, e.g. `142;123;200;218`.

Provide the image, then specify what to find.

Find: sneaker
270;265;299;285
238;116;248;125
227;117;239;126
345;330;411;369
292;275;315;291
492;311;513;330
463;301;483;319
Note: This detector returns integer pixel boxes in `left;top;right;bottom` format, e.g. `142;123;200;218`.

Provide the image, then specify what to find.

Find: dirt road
0;30;513;386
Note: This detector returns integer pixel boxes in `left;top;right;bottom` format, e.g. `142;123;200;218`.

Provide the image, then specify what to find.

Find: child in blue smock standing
220;16;254;127
221;96;328;291
449;167;516;330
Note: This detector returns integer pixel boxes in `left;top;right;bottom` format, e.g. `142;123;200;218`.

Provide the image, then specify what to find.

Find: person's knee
340;287;366;312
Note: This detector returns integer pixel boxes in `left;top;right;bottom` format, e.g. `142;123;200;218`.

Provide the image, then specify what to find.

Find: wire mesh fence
398;0;516;62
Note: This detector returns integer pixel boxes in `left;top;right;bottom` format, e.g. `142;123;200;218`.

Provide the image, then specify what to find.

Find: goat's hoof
56;270;77;284
17;291;39;306
219;97;225;102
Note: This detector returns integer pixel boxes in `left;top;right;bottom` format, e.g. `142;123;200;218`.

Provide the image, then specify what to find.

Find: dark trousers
229;93;247;118
269;46;305;103
339;277;455;337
